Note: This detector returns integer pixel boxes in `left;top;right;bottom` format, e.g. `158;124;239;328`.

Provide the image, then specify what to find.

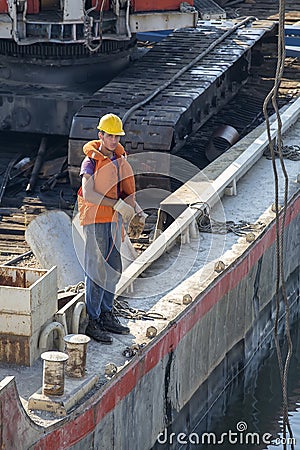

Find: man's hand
128;212;147;239
113;199;135;223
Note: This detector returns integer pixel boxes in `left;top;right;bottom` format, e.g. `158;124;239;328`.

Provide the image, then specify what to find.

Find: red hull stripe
34;192;300;449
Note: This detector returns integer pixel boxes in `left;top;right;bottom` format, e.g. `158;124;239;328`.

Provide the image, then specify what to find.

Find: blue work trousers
83;221;122;320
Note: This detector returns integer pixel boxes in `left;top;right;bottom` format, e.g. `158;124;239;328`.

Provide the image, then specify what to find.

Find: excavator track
68;18;275;188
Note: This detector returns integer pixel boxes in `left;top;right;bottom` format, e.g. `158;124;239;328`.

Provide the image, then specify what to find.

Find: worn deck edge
0;186;298;449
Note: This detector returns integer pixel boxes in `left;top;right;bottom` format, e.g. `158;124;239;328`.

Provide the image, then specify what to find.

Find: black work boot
100;311;130;335
85;319;113;344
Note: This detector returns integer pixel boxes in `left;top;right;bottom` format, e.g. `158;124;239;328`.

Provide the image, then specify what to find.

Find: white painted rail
116;97;300;296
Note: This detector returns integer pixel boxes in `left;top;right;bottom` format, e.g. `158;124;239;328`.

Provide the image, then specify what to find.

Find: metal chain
264;143;300;161
280;145;300;160
197;214;265;236
114;298;166;321
190;202;265;236
59;287;166;321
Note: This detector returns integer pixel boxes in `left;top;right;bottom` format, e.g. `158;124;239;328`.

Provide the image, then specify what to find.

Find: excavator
0;1;274;190
0;0;197;136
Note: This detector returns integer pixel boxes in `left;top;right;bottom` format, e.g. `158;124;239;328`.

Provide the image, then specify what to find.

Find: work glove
113;199;135;223
128;211;147;239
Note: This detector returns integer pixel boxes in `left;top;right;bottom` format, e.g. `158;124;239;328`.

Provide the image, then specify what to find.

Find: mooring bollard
41;351;69;396
64;334;90;378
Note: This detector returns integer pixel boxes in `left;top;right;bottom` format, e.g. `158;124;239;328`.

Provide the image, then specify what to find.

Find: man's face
100;132;120;152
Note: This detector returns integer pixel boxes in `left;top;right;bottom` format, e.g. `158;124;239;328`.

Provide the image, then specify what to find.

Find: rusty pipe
206;125;240;162
71;301;87;334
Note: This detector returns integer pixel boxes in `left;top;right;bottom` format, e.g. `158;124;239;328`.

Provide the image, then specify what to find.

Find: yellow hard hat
97;113;125;135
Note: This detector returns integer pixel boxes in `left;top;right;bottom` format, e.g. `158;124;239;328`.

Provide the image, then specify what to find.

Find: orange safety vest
78;140;135;226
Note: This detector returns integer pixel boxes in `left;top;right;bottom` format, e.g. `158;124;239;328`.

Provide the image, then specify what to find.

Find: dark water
153;286;300;450
184;320;300;450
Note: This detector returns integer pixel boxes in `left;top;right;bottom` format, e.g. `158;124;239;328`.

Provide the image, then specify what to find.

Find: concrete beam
116;97;300;296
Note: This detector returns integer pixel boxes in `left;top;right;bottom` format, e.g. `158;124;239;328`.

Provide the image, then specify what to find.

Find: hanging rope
262;0;294;447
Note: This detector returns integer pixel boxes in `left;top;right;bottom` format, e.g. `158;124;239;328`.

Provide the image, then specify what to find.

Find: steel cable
262;0;294;446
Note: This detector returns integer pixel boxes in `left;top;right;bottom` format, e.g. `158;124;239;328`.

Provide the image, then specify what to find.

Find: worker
78;113;146;344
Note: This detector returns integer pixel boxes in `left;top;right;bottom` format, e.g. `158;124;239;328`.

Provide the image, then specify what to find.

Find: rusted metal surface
206;124;240;162
0;3;299;265
0;265;57;366
0;266;27;287
41;351;69;396
0;377;42;449
0;266;44;288
0;181;298;448
0;334;30;365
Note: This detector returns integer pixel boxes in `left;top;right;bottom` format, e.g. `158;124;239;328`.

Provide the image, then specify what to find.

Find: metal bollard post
41;351;69;396
64;334;90;378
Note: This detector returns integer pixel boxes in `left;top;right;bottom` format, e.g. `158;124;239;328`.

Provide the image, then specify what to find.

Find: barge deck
0;97;299;449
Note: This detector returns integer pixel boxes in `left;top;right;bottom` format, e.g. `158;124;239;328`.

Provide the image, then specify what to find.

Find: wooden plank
0;223;25;231
0;242;29;249
0;232;26;239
